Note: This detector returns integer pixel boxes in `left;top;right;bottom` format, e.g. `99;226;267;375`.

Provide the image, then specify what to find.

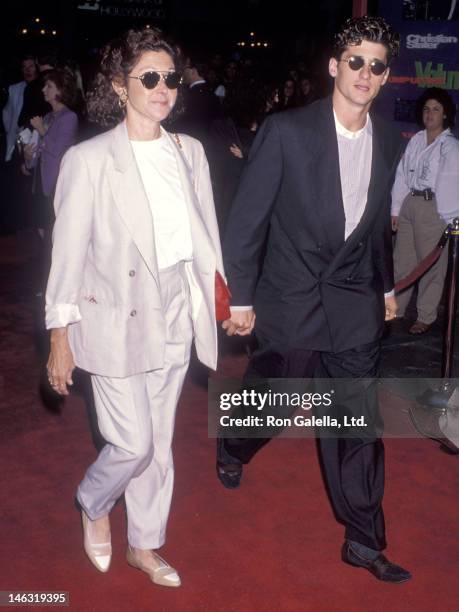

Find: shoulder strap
172;132;193;175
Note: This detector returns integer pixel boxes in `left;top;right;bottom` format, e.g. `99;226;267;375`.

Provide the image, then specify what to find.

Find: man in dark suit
218;16;411;583
173;57;220;148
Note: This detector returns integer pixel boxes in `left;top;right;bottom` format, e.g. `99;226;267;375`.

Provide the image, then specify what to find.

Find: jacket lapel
313;98;346;254
107;122;159;281
322;110;392;278
164;129;216;270
349;115;390;244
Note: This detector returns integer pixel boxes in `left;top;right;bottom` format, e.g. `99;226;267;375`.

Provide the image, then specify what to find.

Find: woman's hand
23;143;36;162
391;216;399;232
30;115;46;136
47;328;75;395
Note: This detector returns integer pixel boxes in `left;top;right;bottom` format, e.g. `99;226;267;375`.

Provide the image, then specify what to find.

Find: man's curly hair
333;16;400;64
87;27;184;127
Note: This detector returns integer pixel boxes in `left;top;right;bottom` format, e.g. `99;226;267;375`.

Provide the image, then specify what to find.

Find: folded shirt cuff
384;290;395;298
45;303;82;329
230;305;253;311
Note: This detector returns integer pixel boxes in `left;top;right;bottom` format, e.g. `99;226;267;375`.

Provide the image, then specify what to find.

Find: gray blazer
46;121;224;377
2;80;26;161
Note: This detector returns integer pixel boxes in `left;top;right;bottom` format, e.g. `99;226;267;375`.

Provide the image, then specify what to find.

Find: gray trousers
394;194;448;324
77;262;193;549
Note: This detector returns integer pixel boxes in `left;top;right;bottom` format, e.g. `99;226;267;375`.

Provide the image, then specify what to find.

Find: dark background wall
2;0;356;77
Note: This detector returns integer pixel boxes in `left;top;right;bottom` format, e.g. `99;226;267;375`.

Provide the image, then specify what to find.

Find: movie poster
375;0;459;137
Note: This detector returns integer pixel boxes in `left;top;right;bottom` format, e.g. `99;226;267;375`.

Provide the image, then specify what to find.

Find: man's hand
384;295;397;321
47;328;75;395
391;216;399;232
222;309;256;336
229;144;243;159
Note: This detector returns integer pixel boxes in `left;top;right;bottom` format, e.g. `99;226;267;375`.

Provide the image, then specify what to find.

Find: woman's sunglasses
338;55;388;76
128;70;182;90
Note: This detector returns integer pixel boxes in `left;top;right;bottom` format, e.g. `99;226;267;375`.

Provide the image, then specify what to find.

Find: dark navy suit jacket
223;96;403;353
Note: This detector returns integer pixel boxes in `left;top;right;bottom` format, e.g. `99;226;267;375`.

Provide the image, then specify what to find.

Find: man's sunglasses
338;55;388;76
128;70;182;90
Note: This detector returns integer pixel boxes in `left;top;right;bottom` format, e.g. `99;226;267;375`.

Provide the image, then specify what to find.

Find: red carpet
1;234;458;611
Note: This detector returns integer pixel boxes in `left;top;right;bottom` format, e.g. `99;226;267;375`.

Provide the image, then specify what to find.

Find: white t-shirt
131;134;193;269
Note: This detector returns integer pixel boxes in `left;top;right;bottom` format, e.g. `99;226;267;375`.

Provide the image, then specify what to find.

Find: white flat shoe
81;510;112;573
126;546;181;587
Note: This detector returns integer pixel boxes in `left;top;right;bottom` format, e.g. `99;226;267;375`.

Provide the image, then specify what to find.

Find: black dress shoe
341;542;412;583
216;462;243;489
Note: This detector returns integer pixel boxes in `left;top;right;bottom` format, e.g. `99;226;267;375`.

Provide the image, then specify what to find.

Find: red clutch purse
215;271;232;321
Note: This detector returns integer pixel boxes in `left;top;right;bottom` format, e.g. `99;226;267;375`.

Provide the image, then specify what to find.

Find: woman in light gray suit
45;28;224;587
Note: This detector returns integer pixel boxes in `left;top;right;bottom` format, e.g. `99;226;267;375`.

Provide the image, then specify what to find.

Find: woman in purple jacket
24;69;79;236
24;68;78;294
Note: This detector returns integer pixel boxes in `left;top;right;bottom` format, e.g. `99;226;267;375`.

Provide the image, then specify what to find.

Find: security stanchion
410;218;459;453
442;217;459;379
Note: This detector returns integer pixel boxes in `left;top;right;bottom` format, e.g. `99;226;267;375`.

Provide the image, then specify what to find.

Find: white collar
333;110;371;140
423;127;451;147
189;79;206;89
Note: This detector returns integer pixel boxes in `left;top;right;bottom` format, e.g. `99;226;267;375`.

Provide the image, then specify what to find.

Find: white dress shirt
334;111;373;240
391;128;459;222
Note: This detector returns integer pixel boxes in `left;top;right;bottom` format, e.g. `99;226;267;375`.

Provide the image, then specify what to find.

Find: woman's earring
118;91;128;108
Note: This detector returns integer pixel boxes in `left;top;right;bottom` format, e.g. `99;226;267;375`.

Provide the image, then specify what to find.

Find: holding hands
222;308;256;336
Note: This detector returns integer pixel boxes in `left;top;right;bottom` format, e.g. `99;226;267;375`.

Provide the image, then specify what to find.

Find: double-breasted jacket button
317;242;322;251
129;270;136;277
130;309;137;317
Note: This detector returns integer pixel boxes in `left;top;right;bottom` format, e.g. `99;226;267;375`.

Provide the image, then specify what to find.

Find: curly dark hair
415;87;456;129
43;69;78;109
333;16;400;64
87;27;184;126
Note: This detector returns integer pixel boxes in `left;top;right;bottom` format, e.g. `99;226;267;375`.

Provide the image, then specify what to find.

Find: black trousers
218;341;386;550
0;149;33;233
